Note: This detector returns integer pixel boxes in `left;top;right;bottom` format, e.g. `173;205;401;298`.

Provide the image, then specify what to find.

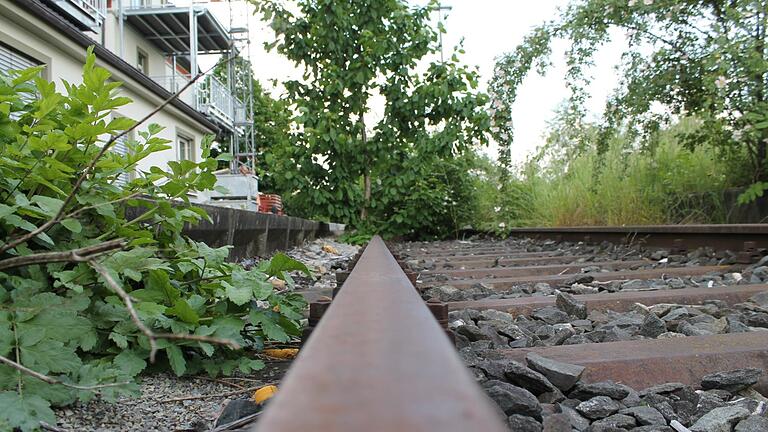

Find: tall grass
488;119;737;227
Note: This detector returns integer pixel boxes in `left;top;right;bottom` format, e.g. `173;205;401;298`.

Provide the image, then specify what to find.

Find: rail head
254;236;507;432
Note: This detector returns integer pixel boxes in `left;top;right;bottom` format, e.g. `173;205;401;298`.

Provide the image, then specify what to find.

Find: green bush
0;50;308;431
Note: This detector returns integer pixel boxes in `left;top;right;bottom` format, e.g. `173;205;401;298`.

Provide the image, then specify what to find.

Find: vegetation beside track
0;52;308;431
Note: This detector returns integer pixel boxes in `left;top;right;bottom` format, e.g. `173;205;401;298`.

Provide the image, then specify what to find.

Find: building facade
0;0;259;207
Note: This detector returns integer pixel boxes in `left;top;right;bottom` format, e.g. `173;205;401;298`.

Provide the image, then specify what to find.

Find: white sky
205;0;628;164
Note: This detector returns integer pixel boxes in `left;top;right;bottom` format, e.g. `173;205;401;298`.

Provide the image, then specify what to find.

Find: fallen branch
159;384;271;403
89;260;160;361
0;239;126;271
0;354;130;391
89;260;240;363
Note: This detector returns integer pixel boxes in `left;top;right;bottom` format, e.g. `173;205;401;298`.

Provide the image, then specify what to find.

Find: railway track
255;225;768;431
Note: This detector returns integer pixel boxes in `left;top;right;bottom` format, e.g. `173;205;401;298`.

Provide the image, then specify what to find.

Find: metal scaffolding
115;0;257;174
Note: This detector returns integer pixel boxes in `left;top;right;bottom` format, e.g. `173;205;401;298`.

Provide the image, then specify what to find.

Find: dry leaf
252;385;278;404
322;244;339;255
263;348;299;359
270;278;286;289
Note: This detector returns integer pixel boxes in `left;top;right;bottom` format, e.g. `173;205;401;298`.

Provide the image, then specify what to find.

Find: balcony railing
46;0;106;29
150;73;248;131
73;0;106;18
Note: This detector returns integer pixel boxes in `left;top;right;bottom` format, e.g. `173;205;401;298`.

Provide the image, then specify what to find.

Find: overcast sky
207;0;628;164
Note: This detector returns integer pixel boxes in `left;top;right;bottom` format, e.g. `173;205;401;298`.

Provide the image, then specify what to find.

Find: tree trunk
755;10;767;180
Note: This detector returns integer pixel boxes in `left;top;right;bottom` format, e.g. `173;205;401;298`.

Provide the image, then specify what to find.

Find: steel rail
505;224;768;251
255;236;508;432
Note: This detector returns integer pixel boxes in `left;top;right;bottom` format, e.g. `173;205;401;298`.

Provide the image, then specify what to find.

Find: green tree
252;0;489;236
490;0;767;197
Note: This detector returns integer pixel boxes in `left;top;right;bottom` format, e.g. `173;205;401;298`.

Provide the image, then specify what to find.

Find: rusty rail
505;224;768;254
255;236;508;432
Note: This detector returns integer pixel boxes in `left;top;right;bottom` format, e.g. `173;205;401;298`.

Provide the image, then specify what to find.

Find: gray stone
565;274;595;285
479;308;515;323
576;396;623;420
507;414;543;432
556;291;588;319
532;306;571;324
689;406;750;432
426;285;465;302
621;279;653;291
478;324;509;348
735;415;768;432
455;324;488;342
483;380;543;420
591;413;636;429
620;406;666;426
559;404;590;431
542;413;572;432
693;391;727;421
701;368;762;392
639;313;667;338
745;312;768;328
215;399;260;426
748;291;768;308
503;360;559;395
475;360;510;381
526;353;585;392
678;321;714;336
570;381;631;401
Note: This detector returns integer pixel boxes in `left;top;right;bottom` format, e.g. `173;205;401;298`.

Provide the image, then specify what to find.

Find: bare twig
64;192;143;220
0;56;232;256
89;260;159;361
153;333;241;350
39;422;71;432
159;384;271;403
0;354;130;391
89;260;240;363
0;239;126;271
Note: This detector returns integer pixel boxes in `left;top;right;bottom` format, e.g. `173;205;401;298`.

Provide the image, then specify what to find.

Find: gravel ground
450;289;768;350
412;239;768;302
470;352;768;431
53;238;357;432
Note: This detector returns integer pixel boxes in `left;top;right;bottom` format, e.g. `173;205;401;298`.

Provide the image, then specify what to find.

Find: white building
0;0;259;208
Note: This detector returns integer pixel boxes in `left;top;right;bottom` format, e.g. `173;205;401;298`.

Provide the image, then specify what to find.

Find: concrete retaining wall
723;188;768;223
180;204;344;260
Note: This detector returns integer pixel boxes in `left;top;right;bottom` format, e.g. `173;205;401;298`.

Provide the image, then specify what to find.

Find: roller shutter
0;42;41;75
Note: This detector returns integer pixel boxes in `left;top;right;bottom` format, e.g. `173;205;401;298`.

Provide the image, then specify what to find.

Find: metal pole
189;5;198;108
118;0;124;58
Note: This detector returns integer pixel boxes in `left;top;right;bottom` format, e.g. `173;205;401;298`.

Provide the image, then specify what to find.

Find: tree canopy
490;0;768;199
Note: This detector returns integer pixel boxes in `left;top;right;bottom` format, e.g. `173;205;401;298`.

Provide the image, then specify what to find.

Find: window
137;49;148;74
178;134;195;161
0;42;42;76
112;114;135;185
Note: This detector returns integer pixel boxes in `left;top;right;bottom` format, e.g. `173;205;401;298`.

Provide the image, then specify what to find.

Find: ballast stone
689;406;750;432
525;353;585;392
701;368;763;393
575;396;622;420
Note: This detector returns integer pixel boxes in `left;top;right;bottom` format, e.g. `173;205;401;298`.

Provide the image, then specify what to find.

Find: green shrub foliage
0;50;308;430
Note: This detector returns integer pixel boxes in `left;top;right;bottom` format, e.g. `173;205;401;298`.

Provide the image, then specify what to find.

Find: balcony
121;2;231;58
43;0;106;30
150;73;248;132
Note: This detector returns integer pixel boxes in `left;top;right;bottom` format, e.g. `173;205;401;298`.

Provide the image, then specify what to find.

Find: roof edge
10;0;220;134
